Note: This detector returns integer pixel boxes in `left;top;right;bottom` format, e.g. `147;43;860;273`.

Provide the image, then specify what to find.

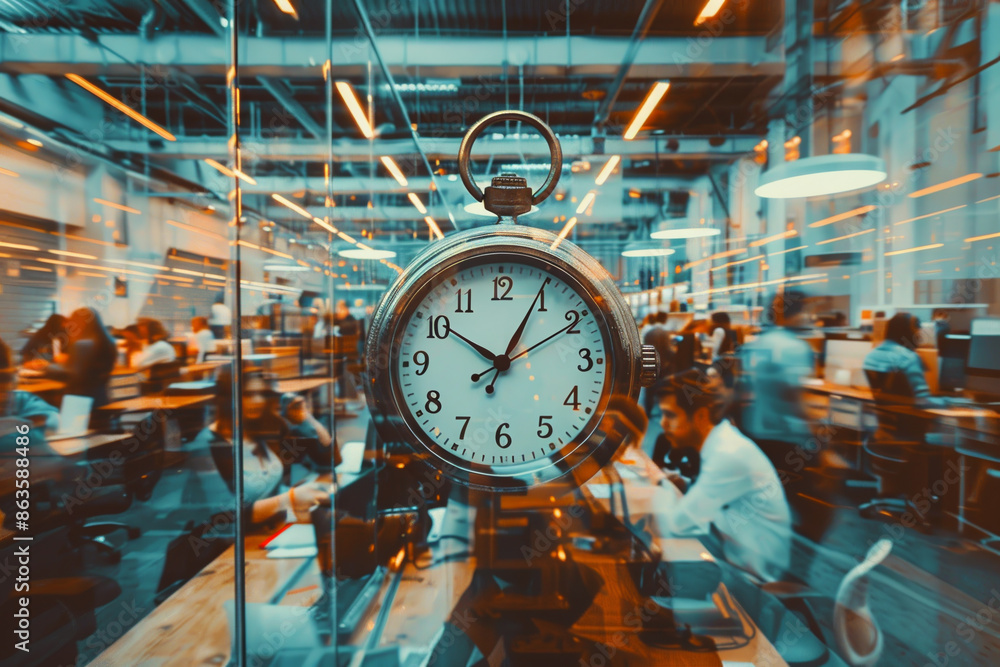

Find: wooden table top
92;537;311;667
276;377;332;394
182;360;229;375
17;378;66;394
98;394;214;412
46;432;132;457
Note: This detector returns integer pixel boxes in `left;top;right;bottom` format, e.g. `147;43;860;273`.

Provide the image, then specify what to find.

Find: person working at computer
0;337;59;438
645;368;792;582
132;319;177;370
862;312;945;442
209;366;329;529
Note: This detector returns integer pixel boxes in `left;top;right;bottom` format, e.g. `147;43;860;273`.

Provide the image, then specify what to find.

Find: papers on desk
267;546;318;559
261;524;316;559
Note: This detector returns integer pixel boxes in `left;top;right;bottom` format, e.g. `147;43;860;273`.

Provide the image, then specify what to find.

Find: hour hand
448;328;496;362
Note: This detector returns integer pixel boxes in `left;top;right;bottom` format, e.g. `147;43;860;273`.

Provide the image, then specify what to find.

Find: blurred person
38;307;117;407
188;316;216;363
209;292;231;339
641;319;675;418
333;299;360;337
20;313;67;366
700;311;736;361
931;308;950;350
132;319;177;370
863;312;944;442
646;369;791;582
116;324;144;362
209;366;329;528
0;337;59;437
738;290;815;453
280;393;332;446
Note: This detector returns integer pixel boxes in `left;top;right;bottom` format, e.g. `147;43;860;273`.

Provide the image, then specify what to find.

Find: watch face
392;257;611;483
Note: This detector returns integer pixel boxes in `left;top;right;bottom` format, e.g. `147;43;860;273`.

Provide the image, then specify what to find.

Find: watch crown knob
639;344;659;388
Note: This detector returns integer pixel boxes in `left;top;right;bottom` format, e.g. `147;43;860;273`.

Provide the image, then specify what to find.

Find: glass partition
4;2;1000;666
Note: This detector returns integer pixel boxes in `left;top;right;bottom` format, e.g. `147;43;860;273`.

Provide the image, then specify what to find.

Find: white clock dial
395;261;609;475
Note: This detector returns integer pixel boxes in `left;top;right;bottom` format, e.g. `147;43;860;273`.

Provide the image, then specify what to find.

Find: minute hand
503;279;550;357
510;317;578;362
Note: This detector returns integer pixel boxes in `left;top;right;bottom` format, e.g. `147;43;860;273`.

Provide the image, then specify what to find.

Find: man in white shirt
209;293;231;339
649;368;792;582
188;316;216;363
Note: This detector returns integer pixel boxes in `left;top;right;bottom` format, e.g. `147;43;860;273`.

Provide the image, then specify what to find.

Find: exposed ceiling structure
0;0;979;260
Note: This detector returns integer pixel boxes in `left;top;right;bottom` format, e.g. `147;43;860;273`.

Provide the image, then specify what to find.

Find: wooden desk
92;537;312;667
98;394;213;413
182;360;229;377
371;465;784;666
276;377;331;394
17;378;66;395
46;432;132;457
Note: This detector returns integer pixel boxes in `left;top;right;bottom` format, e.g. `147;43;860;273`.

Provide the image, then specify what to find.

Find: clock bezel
365;225;643;492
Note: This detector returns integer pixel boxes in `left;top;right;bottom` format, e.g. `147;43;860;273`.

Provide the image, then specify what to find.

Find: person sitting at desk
863;312;945;441
209;366;329;529
646;369;792;582
36;307;117;408
280;393;332;446
0;337;59;437
20;313;67;367
187;316;216;363
699;311;736;361
132;319;177;371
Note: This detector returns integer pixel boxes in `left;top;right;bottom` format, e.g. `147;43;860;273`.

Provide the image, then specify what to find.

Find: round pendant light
755;153;887;199
621;244;676;258
338;248;397;260
650;226;720;240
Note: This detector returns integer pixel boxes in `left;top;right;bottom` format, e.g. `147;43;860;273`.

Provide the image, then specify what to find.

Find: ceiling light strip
884;242;944;257
816;228;875;246
594;155;621;186
66;74;176;142
893;204;966;226
624;82;670;140
908;173;982;198
809;204;877;228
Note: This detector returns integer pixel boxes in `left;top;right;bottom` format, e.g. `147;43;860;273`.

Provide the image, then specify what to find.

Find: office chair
66;413;166;562
859;369;941;530
756;539;892;667
0;526;122;667
141;358;185;394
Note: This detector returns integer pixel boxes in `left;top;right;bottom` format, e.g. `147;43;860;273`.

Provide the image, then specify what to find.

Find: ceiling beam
113;135;758;161
0;33;784;79
257;76;326;139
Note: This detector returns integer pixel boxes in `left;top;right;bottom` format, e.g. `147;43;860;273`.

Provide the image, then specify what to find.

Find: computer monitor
938;334;970;393
966;319;1000;397
824;338;873;388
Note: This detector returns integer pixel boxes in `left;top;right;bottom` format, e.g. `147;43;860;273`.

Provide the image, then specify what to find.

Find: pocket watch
365;111;657;492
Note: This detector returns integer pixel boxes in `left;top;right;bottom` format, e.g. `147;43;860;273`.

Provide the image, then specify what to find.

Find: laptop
49;395;94;440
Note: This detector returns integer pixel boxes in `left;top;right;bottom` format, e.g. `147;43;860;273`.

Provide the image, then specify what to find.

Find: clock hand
448;328;496;362
485;369;501;395
509;316;580;363
502;278;550;357
470;365;494;382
